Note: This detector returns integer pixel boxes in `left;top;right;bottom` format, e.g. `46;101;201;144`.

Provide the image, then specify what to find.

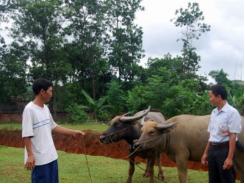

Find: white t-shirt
22;101;58;166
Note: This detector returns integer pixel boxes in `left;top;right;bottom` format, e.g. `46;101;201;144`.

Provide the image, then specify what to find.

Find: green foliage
10;0;70;82
127;85;147;111
0;0;144;108
0;1;243;121
65;103;89;123
116;2;214;118
0;41;27;103
172;2;211;40
209;69;244;114
81;90;111;121
127;54;212;118
172;2;211;76
108;0;144;81
105;80;127;115
209;69;229;85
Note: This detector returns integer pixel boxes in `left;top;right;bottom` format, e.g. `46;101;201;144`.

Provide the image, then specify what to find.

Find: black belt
210;141;229;148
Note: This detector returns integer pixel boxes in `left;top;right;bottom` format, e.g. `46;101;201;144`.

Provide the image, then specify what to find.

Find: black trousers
208;145;236;183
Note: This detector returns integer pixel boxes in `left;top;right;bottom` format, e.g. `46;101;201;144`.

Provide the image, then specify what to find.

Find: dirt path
0;130;207;171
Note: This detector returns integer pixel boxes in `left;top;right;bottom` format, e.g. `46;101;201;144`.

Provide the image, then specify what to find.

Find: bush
97;110;111;122
65;103;89;123
105;80;127;115
127;85;147;111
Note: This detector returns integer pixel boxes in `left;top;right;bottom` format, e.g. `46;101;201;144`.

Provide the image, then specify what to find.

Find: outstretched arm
53;125;85;138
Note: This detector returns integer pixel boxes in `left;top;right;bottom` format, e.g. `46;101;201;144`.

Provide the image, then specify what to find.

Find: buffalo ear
155;122;176;133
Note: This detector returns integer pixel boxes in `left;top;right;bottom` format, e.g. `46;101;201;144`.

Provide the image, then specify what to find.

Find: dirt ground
0;130;207;171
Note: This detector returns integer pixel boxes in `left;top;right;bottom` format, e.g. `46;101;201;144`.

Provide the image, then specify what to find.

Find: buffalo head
134;120;176;150
100;106;151;144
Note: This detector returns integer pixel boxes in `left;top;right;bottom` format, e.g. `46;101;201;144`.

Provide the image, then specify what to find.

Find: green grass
60;122;108;132
0;122;108;132
0;123;21;131
0;145;208;183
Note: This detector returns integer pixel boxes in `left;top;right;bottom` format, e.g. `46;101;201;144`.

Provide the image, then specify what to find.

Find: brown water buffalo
100;107;167;182
134;115;244;182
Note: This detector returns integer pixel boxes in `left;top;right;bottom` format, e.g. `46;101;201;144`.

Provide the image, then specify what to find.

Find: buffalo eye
149;130;155;135
114;122;122;128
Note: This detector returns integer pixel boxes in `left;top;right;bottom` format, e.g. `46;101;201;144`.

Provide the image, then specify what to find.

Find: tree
209;69;230;85
62;0;112;99
0;37;28;103
209;69;244;114
0;0;145;116
108;0;144;82
127;53;212;118
3;0;74;112
61;0;144;100
172;2;210;77
9;0;71;81
0;1;29;103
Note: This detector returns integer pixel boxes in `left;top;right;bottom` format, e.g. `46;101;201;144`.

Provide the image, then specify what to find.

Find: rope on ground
82;136;93;183
127;147;163;182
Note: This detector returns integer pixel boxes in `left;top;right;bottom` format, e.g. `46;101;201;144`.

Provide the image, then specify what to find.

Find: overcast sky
135;0;244;82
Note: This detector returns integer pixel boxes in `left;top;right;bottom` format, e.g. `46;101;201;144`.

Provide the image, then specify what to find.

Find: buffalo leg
234;149;244;182
156;153;164;181
175;150;189;182
144;159;151;177
127;156;135;183
148;157;155;183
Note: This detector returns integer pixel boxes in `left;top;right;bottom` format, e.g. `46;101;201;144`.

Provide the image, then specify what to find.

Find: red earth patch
0;130;207;171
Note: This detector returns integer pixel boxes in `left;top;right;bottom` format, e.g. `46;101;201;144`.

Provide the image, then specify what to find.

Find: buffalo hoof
143;172;151;177
158;173;165;181
149;178;154;183
126;178;132;183
143;172;148;177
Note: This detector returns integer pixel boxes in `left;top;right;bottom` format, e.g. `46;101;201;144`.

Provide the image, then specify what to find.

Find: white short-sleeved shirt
22;101;58;166
208;102;241;143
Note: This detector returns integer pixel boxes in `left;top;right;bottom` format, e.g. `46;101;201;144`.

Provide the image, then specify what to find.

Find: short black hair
32;78;53;95
210;84;227;100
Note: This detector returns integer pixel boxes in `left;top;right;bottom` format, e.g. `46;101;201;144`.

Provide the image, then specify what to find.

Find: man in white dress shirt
201;84;241;183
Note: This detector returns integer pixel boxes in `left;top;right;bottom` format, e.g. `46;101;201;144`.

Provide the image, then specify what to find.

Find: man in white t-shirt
22;78;85;183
